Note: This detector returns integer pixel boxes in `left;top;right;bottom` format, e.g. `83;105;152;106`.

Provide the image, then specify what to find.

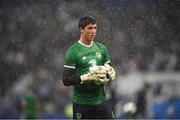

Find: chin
91;38;95;41
88;39;94;42
90;36;95;41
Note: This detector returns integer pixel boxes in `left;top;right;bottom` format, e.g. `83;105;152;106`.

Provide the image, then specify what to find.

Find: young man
63;16;116;119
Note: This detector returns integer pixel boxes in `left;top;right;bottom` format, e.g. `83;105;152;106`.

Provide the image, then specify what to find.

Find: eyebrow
87;26;96;29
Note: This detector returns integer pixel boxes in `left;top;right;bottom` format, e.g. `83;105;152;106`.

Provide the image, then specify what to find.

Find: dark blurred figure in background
135;82;152;118
0;86;14;118
0;86;8;118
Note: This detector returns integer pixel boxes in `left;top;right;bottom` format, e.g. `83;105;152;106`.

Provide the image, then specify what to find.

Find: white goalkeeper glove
80;65;107;84
89;65;106;74
90;65;109;85
104;63;116;80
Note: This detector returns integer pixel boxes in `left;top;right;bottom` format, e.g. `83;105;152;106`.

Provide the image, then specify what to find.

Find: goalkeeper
63;16;116;119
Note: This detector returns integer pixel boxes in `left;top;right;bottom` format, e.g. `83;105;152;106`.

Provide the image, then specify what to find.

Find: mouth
91;34;95;37
90;35;95;40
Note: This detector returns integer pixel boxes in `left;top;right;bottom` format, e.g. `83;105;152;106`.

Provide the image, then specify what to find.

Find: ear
80;27;84;33
80;27;84;30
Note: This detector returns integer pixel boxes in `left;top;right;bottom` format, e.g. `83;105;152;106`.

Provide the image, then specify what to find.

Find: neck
80;37;91;45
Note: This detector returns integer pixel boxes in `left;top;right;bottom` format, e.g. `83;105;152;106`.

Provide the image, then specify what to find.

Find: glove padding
104;63;116;80
90;65;110;85
94;76;110;85
89;65;106;74
80;65;108;84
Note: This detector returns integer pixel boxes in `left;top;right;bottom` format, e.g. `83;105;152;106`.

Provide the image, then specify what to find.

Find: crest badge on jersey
76;112;82;119
96;51;102;58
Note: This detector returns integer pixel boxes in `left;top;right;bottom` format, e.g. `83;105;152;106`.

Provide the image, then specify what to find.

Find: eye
87;27;93;29
87;27;96;30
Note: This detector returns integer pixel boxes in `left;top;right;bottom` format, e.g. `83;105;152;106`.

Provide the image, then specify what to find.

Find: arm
107;62;113;66
63;66;108;86
63;67;81;86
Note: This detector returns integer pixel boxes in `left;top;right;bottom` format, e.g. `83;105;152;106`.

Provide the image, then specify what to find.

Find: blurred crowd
0;0;180;119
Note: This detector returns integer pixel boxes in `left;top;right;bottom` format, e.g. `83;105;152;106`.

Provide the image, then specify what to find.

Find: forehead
85;23;97;28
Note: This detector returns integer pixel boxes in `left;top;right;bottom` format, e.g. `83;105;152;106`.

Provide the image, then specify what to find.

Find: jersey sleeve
64;47;76;69
103;45;110;64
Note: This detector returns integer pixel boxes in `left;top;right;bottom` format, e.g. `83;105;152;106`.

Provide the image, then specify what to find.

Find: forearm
63;67;81;86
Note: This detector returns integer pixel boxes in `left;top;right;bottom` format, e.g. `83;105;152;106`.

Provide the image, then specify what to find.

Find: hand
80;71;106;85
80;65;107;84
94;75;110;85
89;65;110;85
89;65;106;74
104;64;116;80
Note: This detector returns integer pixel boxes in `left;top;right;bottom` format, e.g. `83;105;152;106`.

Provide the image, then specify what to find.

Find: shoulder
93;42;109;52
68;41;80;50
94;41;107;49
94;41;105;46
66;42;80;53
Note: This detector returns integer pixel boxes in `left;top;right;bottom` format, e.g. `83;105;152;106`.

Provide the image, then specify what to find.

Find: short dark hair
79;16;96;29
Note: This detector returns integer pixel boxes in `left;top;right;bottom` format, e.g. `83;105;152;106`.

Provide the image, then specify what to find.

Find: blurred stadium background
0;0;180;119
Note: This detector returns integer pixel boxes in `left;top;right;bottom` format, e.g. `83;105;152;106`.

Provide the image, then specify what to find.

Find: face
81;23;97;41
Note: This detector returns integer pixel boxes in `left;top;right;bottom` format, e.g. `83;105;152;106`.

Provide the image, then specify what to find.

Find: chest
77;48;104;67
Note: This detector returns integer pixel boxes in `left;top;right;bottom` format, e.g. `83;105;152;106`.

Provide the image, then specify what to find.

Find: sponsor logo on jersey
82;56;86;60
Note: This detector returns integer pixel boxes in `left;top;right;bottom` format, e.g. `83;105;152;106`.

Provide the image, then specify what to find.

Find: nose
91;32;96;36
92;28;96;34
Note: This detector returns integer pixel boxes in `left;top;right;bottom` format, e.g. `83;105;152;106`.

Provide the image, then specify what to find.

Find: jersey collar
78;40;93;47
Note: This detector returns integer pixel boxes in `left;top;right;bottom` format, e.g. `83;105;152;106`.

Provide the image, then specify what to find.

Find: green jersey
64;41;110;105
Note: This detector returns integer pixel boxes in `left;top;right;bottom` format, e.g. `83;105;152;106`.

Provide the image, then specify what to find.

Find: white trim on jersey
105;60;110;64
64;65;75;69
78;40;93;47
